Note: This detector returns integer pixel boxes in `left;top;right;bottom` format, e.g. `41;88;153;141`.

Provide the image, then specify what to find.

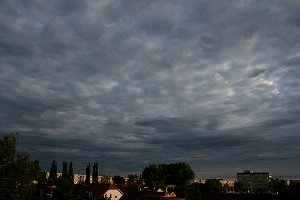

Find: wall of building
237;170;272;192
103;190;123;200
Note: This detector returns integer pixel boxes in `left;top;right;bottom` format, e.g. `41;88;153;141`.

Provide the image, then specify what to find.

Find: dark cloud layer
1;0;300;178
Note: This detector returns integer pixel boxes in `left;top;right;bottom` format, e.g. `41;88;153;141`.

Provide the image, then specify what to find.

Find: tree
92;162;98;183
113;175;125;185
269;178;289;194
0;133;40;199
49;160;57;183
189;182;204;192
85;163;91;185
234;181;243;192
142;164;162;188
0;133;16;165
203;179;222;193
68;162;74;183
223;183;229;193
101;174;111;184
51;161;76;199
127;174;136;184
62;161;68;179
142;162;195;190
53;176;74;199
127;174;142;185
171;162;195;187
289;180;300;196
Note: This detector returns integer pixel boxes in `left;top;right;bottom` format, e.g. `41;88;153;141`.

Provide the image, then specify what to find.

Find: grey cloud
259;118;300;128
0;0;300;178
247;68;266;78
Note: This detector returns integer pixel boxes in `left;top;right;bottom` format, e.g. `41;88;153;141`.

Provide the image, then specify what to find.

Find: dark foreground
186;193;300;200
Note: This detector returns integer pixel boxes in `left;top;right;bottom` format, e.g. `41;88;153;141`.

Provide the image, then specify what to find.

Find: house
119;184;144;200
88;183;123;200
138;190;184;200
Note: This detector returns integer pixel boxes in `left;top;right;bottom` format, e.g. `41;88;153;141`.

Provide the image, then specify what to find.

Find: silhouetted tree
127;174;135;184
68;162;74;183
289;180;300;196
92;162;98;183
113;175;125;185
142;164;162;188
85;163;91;185
0;133;40;199
142;162;195;190
189;182;204;192
49;160;57;183
234;181;243;192
101;174;111;184
222;183;233;193
62;161;68;179
51;162;76;199
203;179;222;193
137;174;144;184
269;178;289;194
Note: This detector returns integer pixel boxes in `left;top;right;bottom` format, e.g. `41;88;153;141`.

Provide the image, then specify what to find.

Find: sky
0;0;300;179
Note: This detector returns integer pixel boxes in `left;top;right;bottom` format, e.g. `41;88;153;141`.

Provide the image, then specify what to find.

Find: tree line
48;160;101;184
0;133;196;199
3;132;299;200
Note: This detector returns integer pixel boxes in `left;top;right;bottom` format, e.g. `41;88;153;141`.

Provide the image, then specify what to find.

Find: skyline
1;0;300;178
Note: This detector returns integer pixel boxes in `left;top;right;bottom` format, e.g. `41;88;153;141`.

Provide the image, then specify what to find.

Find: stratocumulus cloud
1;0;300;178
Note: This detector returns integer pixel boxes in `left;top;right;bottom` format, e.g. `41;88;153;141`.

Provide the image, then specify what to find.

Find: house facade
88;184;123;200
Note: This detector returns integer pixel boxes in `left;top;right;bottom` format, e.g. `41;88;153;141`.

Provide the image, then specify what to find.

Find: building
237;170;272;192
219;179;235;187
44;171;113;184
138;190;184;200
193;179;235;187
88;184;123;200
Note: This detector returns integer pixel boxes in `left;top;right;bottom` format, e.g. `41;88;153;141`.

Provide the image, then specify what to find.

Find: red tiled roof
140;191;165;198
89;183;123;197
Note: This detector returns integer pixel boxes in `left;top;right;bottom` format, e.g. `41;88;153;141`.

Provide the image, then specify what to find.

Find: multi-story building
237;170;272;192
